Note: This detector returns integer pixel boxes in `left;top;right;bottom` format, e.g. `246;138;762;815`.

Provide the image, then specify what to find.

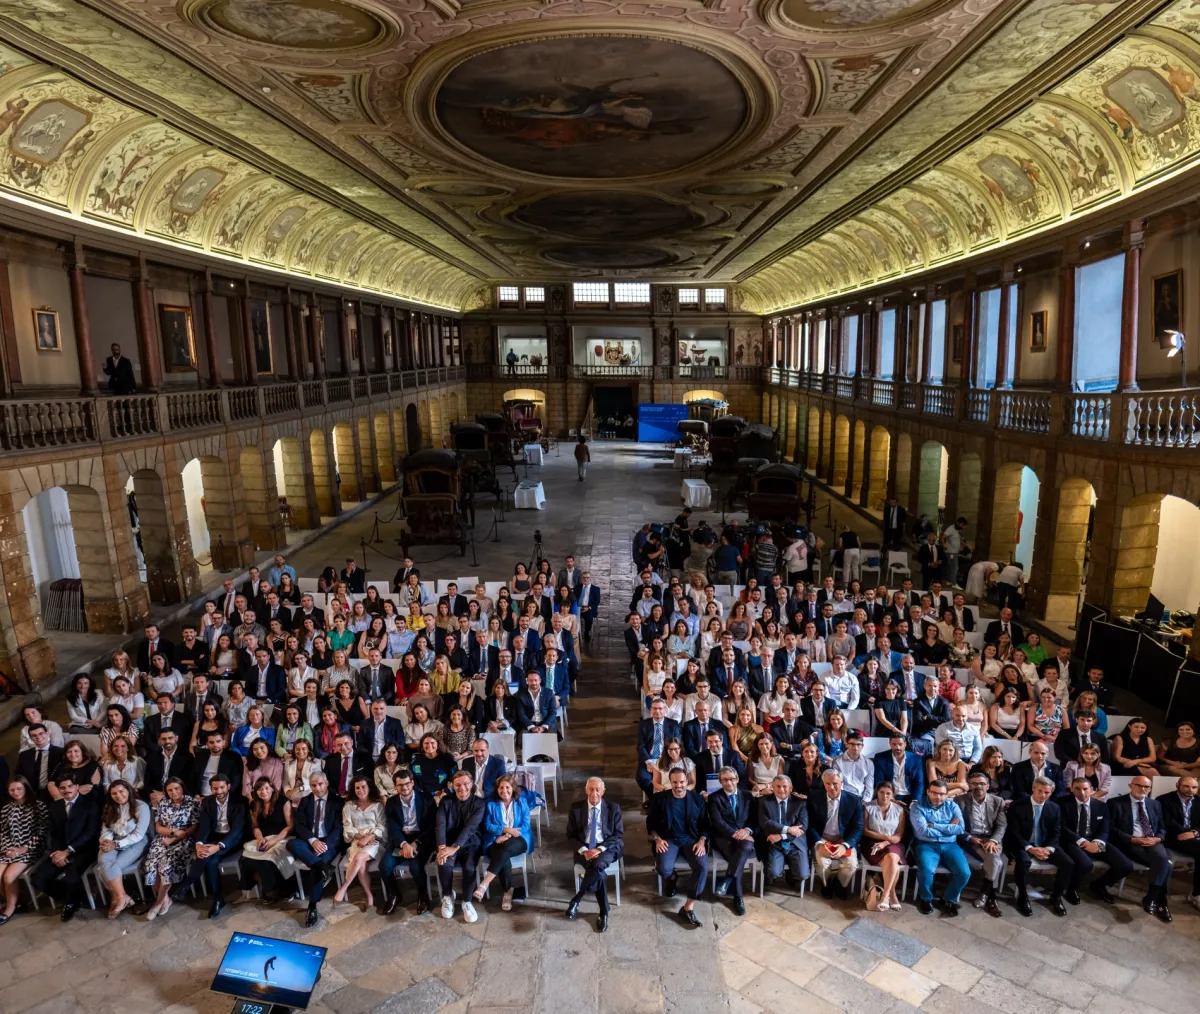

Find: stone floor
3;441;1197;1014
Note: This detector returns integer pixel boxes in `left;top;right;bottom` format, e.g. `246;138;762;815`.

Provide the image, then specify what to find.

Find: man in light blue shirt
910;779;970;916
265;554;296;588
934;704;983;765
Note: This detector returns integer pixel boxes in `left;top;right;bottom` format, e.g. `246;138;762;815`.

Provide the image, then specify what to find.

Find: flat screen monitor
211;933;327;1010
1141;592;1166;625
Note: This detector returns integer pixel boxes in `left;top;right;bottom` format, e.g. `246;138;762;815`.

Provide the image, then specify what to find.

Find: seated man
1059;776;1132;907
769;700;815;760
1159;775;1200;909
706;767;755;916
682;699;728;763
514;671;558;736
831;732;874;801
911;676;951;756
911;779;970;916
696;730;746;794
172;772;247;918
31;774;99;921
1011;741;1064;800
435;770;486;923
821;657;859;711
636;698;681;802
565;777;623;932
757;774;809;891
957;770;1006;917
287;772;344;927
872;734;924;806
1108;777;1173;922
1054;708;1109;766
806;770;862;899
380;768;435;916
648;769;709;927
1005;776;1072;918
935;704;983;766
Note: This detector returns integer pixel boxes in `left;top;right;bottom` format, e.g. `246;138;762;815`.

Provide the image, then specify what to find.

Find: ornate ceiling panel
0;0;1199;311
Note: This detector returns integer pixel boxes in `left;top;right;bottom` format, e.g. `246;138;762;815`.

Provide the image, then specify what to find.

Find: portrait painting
1152;269;1182;337
434;36;748;179
33;308;60;352
1029;309;1048;352
159;304;197;371
249;299;273;374
951;323;964;362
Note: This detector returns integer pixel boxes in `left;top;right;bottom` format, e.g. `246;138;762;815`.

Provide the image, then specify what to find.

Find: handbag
864;876;883;911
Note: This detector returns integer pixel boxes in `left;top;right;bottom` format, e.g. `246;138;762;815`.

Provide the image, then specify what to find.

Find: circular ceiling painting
199;0;387;50
541;243;676;269
779;0;952;30
511;191;700;240
434;36;749;179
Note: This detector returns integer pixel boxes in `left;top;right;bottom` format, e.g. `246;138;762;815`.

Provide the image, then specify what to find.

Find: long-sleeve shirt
831;754;873;801
910;797;965;844
934;721;983;765
822;671;859;710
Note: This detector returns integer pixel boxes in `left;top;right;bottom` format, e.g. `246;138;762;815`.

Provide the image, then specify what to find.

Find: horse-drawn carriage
476;413;519;471
398;449;469;556
503;398;542;446
686;397;728;424
450;421;503;510
677;418;709;455
747;462;813;528
706;415;747;477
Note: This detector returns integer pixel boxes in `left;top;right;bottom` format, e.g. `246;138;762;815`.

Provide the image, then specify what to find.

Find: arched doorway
957;453;982;541
375;413;395;484
1046;477;1097;623
990;463;1040;570
806;407;820;470
761;391;771;425
785;400;798;461
832;415;850;487
310;429;335;518
822;409;833;477
867;426;890;510
1112;494;1200;616
181;458;211;569
129;468;190;603
895;433;912;508
239;445;282;551
273;436;314;529
917;440;948;524
333;422;359;502
405;403;422;453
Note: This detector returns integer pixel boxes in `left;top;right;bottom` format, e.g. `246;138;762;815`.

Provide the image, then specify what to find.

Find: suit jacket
772;647;803;676
194;794;248;848
694;748;746;785
637;717;682;765
956;791;1007;843
356;665;396;703
459;754;505;800
355;716;405;757
1160;791;1200;844
292;607;326;632
469;642;499;678
136;637;176;671
883;503;906;534
183;689;225;723
872;751;925;800
540;661;571;700
708;657;747;697
46;794;100;857
624;626;648;663
769;718;817;756
341;568;366;594
1010;760;1064;800
681;718;729;761
707;789;754;849
801;697;835;729
805;790;863;848
485;665;524;696
293;792;345;845
984;620;1025;646
514;687;558;732
860;602;885;626
647;789;708;844
1059;796;1110;845
143;709;193;751
1108;793;1166;852
948;606;975;633
440;594;469;618
917;543;943;574
189;749;244;796
262;604;292;630
1004;796;1062;853
566;798;623;857
556;568;583;592
16;745;65;790
757;793;808;845
241;663;288;702
1054;727;1110;766
576;585;601;615
144;748;193;797
544;627;576;662
104;353;136;394
383;790;436;848
324;750;374;799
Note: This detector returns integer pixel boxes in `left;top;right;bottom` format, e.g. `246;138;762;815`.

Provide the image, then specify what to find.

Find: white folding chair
861;857;910;901
349;658;367;671
964;605;981;629
1108;775;1134;797
709;852;763;898
860;551;882;589
964;631;985;652
810;662;832;678
1106;716;1133;737
1152;776;1181;799
861;737;892;758
485;581;506;601
520;732;559;806
480;851;530;899
435;580;456;596
844;709;872;734
385;704;409;725
369;581;390;597
484;731;518;768
886;551;911;585
573;859;623;905
982;737;1022;764
298;578;320;594
457;576;480;591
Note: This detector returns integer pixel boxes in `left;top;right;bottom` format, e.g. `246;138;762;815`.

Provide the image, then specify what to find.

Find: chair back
982;737;1023;764
484;731;518;766
521;731;560;767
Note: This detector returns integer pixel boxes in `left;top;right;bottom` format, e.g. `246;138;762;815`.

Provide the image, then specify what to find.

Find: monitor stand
230;1001;295;1014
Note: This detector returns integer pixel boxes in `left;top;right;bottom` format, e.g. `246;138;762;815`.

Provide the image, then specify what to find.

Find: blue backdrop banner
637;403;688;443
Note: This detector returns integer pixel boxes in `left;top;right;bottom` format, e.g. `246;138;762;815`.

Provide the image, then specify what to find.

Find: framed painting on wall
249;299;273;374
33;307;60;351
1152;269;1183;337
1029;309;1048;352
159;304;197;371
950;323;964;362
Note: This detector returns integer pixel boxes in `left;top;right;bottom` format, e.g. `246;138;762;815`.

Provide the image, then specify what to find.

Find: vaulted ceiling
2;0;1200;312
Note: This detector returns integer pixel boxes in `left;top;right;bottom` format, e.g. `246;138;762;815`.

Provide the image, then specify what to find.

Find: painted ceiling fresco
1;0;1200;311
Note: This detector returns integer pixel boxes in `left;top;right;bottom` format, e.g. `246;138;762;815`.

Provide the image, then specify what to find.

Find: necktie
1137;799;1149;833
315;797;325;838
65;800;73;820
1079;802;1089;837
652;722;663;758
341;759;350;794
712;751;720;770
1032;804;1042;847
588;806;599;848
39;749;49;788
727;666;733;685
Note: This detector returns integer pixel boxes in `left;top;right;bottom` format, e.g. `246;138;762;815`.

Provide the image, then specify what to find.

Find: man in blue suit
694;731;745;792
637;698;681;801
872;733;924;804
648;769;709;927
462;738;505;800
708;646;746;698
288;772;343;926
1108;777;1174;921
806;769;862;898
380;768;435;915
707;767;755;915
509;634;537;676
545;613;578;686
758;773;810;890
577;572;601;642
486;648;523;695
468;631;499;680
355;699;404;761
514;671;557;735
242;647;287;703
682;699;728;763
540;646;571;708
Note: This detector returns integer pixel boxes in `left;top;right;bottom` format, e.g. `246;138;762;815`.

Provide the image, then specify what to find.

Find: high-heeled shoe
472;885;488;903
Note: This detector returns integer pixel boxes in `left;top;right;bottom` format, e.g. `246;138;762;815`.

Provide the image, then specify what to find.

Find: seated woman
472;775;534;912
1158;721;1200;777
1035;661;1071;708
1019;631;1048;667
699;618;724;661
1073;691;1108;736
728;706;763;764
97;778;150;919
222;680;252;730
99;703;139;761
748;734;785;797
108;674;146;729
789;654;819;698
287;651;317;702
442;633;468;675
857;658;889;714
242;777;295;902
977;643;1003;697
927;740;969;798
758;674;798;730
641;656;669;709
973;745;1012;800
332;776;385;911
410;734;456;800
414;636;437;675
520;599;544;638
314;707;350;760
189;701;226;755
510;562;531;596
104;650;141;697
232;705;276;756
668;620;694;660
333;679;369;734
439;706;476;763
797;621;827;662
373;743;404;800
826;620;856;663
275;704;313;759
393;652;424;700
242;738;284;800
959;684;989;738
308;633;333;673
407;676;444;723
723;680;757;729
66;673;107;735
744;636;773;698
283;739;322;804
1063;743;1112;800
726;602;751;642
1028;687;1070;745
1011;647;1038;686
326;615;356;657
820;710;850;762
51;739;101;799
144;653;186;702
935;607;957;645
863;781;907;911
873;679;908;739
1111;716;1159;778
788;740;826;801
143;777;199;920
946;627;981;683
484;680;518;733
652;738;696;793
446;680;486;736
101;736;144;792
362;586;387;617
0;777;47;925
405;702;445;752
322;650;357;698
347;600;371;635
935;664;962;705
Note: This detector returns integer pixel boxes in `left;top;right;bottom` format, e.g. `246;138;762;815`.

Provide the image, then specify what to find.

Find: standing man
104;342;136;394
707;767;755;916
941;517;968;587
883;497;906;550
288;772;344;927
911;779;970;917
575;435;590;481
917;531;943;588
648;769;709;927
565;777;623;932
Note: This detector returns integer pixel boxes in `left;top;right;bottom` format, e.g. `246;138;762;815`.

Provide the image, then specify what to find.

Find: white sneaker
461;900;478;924
440;896;455;919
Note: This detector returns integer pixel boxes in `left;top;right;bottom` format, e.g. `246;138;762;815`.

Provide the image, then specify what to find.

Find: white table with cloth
681;479;711;508
524;443;544;466
673;447;692;469
515;481;546;509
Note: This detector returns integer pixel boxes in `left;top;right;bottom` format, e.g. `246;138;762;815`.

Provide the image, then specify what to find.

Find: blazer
801;697;835;729
514;687;558;732
576;585;601;615
262;604;292;630
624;626;648;663
565;798;623;857
469;642;499;678
912;694;952;739
769;718;817;756
144;749;193;797
647;789;708;845
1107;793;1166;851
293;792;345;845
956;791;1007;844
230;725;277;757
324;750;374;799
556;568;583;592
383;790;435;848
136;637;176;671
984;620;1025;647
355;717;405;757
356;666;396;704
706;788;754;849
483;794;535;848
482;695;519;731
189;749;245;796
805;790;863;849
183;689;225;723
694;747;746;785
1010;760;1065;800
637;718;682;765
872;751;925;800
103;353;136;394
241;663;288;703
1004;796;1062;853
756;793;808;845
143;710;193;751
859;602;885;627
459;754;505;800
1054;727;1111;766
540;661;570;700
16;745;65;791
440;593;469;617
435;794;486;849
708;659;747;697
340;568;366;594
681;718;729;761
485;664;524;696
1059;796;1111;844
45;794;100;857
1160;790;1200;843
194;794;248;848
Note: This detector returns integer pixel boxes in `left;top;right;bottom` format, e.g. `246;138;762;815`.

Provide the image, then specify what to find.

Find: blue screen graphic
211;933;327;1009
637;403;688;443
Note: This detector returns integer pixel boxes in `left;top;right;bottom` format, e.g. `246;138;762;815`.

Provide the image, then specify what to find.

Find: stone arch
822;409;833;477
850;420;866;502
761;391;771;425
131;467;196;604
683;389;725;403
866;425;890;510
392;406;407;461
405;403;422;452
333;421;360;501
424;398;438;449
310;428;336;517
990;462;1041;569
1112;493;1200;616
806;407;820;470
357;416;380;495
957;452;982;541
832;415;850;487
1046;477;1097;623
375;412;396;484
917;440;949;523
239;444;284;551
895;432;912;508
273;435;315;529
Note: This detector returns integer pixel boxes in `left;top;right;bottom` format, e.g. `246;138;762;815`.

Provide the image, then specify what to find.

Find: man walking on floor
575;435;590;481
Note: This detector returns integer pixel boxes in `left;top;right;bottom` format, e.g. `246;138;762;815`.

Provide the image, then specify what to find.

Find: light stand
1159;329;1188;387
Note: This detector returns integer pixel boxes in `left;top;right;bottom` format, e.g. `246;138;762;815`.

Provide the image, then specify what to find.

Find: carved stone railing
353;376;369;399
105;394;160;438
166;390;222;430
262;383;299;416
326;377;352;403
871;379;894;407
227;387;258;422
899;384;918;411
570;365;655;379
921;384;955;418
997;391;1051;434
0;398;97;450
836;376;854;400
301;380;325;407
1067;393;1112;442
1125;392;1200;448
369;374;389;395
966;390;991;424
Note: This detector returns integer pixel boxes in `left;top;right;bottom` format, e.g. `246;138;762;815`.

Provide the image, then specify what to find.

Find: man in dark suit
707;767;755;915
288;771;344;925
565;777;623;931
356;699;404;761
806;770;863;898
509;632;538;674
325;733;373;799
1109;778;1174;921
469;633;498;680
259;592;291;631
183;674;224;723
1160;775;1200;906
769;700;815;759
292;594;326;633
695;731;746;791
136;623;175;671
624;614;647;667
773;633;802;679
190;731;244;798
486;648;523;695
1005;776;1072;916
949;592;975;633
637;699;681;800
340;558;366;594
380;768;435;916
237;566;261;602
439;582;469;618
356;650;395;704
709;646;747;698
648;769;709;927
461;739;505;801
872;734;925;804
984;608;1023;648
103;342;136;394
1010;741;1064;800
173;773;246;917
576;572;601;643
883;497;906;549
31;773;99;920
801;683;835;730
1059;776;1133;906
17;725;65;801
682;699;728;762
514;671;557;735
145;729;193;807
174;626;210;676
242;647;287;704
1054;710;1110;765
758;773;809;889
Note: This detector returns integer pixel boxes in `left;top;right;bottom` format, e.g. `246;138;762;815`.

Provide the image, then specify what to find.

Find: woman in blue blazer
472;774;533;911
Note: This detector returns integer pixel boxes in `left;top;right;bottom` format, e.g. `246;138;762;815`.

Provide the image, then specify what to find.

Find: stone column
338;300;352;376
132;264;161;392
1055;249;1078;390
283;287;300;382
1119;218;1145;393
200;274;221;388
996;265;1014;389
0;478;55;687
920;290;934;383
67;242;99;396
241;283;258;385
958;281;976;387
